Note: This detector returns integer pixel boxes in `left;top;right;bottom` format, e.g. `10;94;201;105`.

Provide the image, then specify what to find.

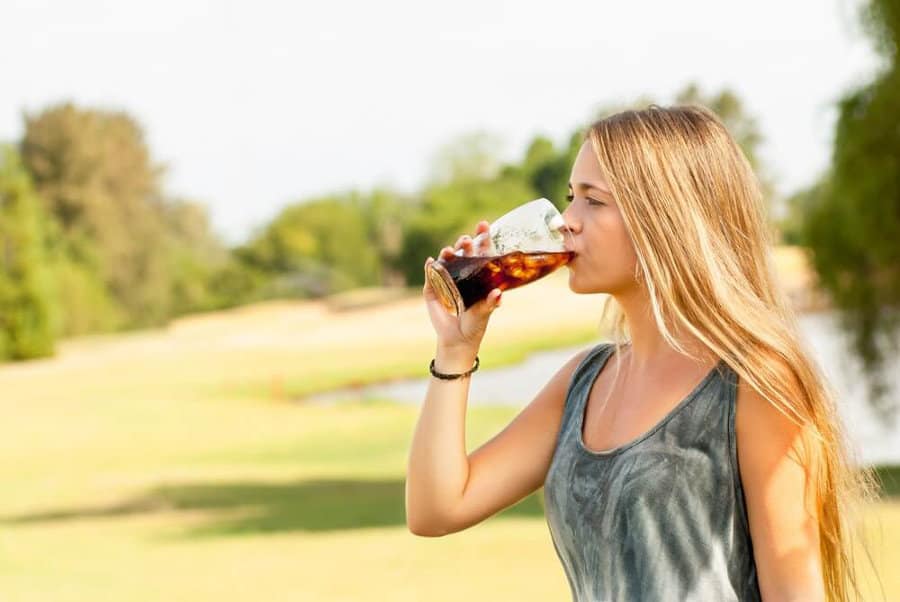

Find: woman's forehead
569;154;611;193
571;143;607;183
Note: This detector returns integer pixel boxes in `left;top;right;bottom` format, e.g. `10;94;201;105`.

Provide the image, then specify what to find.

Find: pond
306;310;899;465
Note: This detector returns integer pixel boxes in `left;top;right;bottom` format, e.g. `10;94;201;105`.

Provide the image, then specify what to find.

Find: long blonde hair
586;104;879;601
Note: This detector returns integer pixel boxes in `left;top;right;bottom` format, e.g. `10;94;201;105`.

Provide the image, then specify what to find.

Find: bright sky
1;0;882;244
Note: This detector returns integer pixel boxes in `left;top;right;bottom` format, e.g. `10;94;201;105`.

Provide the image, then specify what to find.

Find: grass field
2;258;898;600
2;395;898;601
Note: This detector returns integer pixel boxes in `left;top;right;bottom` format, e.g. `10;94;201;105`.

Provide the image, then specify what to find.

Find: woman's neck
615;291;714;371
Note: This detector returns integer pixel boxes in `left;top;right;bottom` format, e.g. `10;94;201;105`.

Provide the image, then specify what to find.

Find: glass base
426;262;464;317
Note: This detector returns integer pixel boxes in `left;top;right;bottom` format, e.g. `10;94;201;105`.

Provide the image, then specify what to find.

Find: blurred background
1;0;899;600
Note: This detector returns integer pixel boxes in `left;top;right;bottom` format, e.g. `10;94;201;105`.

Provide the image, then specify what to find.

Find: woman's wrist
434;344;479;374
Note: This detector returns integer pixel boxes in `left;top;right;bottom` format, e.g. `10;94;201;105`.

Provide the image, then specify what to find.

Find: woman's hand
423;220;502;354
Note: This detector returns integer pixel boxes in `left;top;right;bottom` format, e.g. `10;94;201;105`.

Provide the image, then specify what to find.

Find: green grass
1;394;898;601
0;398;557;601
876;465;900;498
1;283;897;600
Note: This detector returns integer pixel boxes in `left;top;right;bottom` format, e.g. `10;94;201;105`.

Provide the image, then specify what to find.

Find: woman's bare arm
405;347;590;536
736;376;826;601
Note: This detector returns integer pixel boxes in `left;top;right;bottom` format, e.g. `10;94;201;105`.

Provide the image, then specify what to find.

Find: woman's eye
566;192;605;206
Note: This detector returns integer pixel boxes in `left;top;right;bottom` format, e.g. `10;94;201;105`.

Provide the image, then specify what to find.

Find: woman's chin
567;275;591;294
567;273;610;295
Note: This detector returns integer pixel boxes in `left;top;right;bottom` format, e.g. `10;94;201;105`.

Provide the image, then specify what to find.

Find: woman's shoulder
564;341;615;381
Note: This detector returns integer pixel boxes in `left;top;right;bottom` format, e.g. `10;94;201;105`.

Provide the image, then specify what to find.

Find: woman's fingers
456;235;473;256
440;222;490;261
474;221;490;253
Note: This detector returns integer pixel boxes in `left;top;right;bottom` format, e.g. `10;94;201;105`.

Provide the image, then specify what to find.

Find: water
305;311;899;465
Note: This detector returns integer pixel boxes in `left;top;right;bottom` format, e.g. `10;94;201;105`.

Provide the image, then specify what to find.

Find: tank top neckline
576;343;727;457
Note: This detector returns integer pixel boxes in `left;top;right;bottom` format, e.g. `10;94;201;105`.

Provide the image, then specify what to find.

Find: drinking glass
425;197;574;316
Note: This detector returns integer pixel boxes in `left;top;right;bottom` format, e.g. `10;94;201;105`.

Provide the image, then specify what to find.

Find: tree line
783;0;899;410
0;84;774;362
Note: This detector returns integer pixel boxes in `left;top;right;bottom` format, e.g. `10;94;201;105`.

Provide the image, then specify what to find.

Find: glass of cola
425;197;575;317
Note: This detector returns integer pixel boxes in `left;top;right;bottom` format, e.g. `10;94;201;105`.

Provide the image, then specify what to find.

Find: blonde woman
406;105;876;601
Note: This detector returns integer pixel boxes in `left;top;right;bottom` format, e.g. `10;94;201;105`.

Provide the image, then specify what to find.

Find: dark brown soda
441;250;575;310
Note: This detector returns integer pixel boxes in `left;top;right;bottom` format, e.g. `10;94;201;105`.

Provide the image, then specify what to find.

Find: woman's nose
560;209;579;235
558;212;578;252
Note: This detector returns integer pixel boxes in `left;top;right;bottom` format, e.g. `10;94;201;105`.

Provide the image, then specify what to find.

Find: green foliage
0;146;56;359
18;103;230;335
354;188;411;286
799;0;900;410
238;194;384;298
779;183;824;246
0;89;772;355
427;131;507;184
162;199;232;315
21;103;172;331
859;0;900;60
398;173;537;286
338;86;768;290
501;131;584;215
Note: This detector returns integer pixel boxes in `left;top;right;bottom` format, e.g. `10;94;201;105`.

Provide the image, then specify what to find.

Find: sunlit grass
2;394;898;601
2;260;896;600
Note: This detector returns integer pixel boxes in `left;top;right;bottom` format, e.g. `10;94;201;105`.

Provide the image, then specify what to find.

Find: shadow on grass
6;467;897;539
876;465;900;498
1;478;546;538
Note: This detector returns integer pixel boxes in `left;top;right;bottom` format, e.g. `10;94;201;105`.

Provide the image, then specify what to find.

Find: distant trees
791;0;900;407
0;85;770;361
236;193;385;297
21;103;172;331
0;146;55;359
4;102;232;352
397;163;537;285
2;118;231;358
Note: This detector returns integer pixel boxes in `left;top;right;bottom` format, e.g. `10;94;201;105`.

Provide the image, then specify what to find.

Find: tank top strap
567;342;615;406
555;342;616;445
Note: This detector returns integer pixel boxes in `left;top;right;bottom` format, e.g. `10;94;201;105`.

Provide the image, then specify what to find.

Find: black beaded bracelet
429;355;479;380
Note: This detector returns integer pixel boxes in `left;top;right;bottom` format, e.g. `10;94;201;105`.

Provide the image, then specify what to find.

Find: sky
1;0;884;244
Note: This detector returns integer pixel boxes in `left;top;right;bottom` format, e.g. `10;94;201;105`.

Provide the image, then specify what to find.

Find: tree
354;187;414;287
398;173;536;286
0;146;56;359
162;199;231;315
397;89;769;287
21;104;182;334
427;131;507;185
500;132;583;214
238;194;382;297
799;0;900;412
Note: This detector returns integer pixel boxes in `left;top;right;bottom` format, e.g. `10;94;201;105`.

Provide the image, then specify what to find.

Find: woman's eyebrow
568;181;612;194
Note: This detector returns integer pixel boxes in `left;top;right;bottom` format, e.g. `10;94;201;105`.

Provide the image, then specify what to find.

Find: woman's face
562;140;640;296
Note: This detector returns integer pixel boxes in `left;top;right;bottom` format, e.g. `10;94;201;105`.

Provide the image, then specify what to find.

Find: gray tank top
543;343;762;601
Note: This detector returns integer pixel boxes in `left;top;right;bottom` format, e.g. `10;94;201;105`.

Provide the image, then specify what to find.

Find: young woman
405;105;876;601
